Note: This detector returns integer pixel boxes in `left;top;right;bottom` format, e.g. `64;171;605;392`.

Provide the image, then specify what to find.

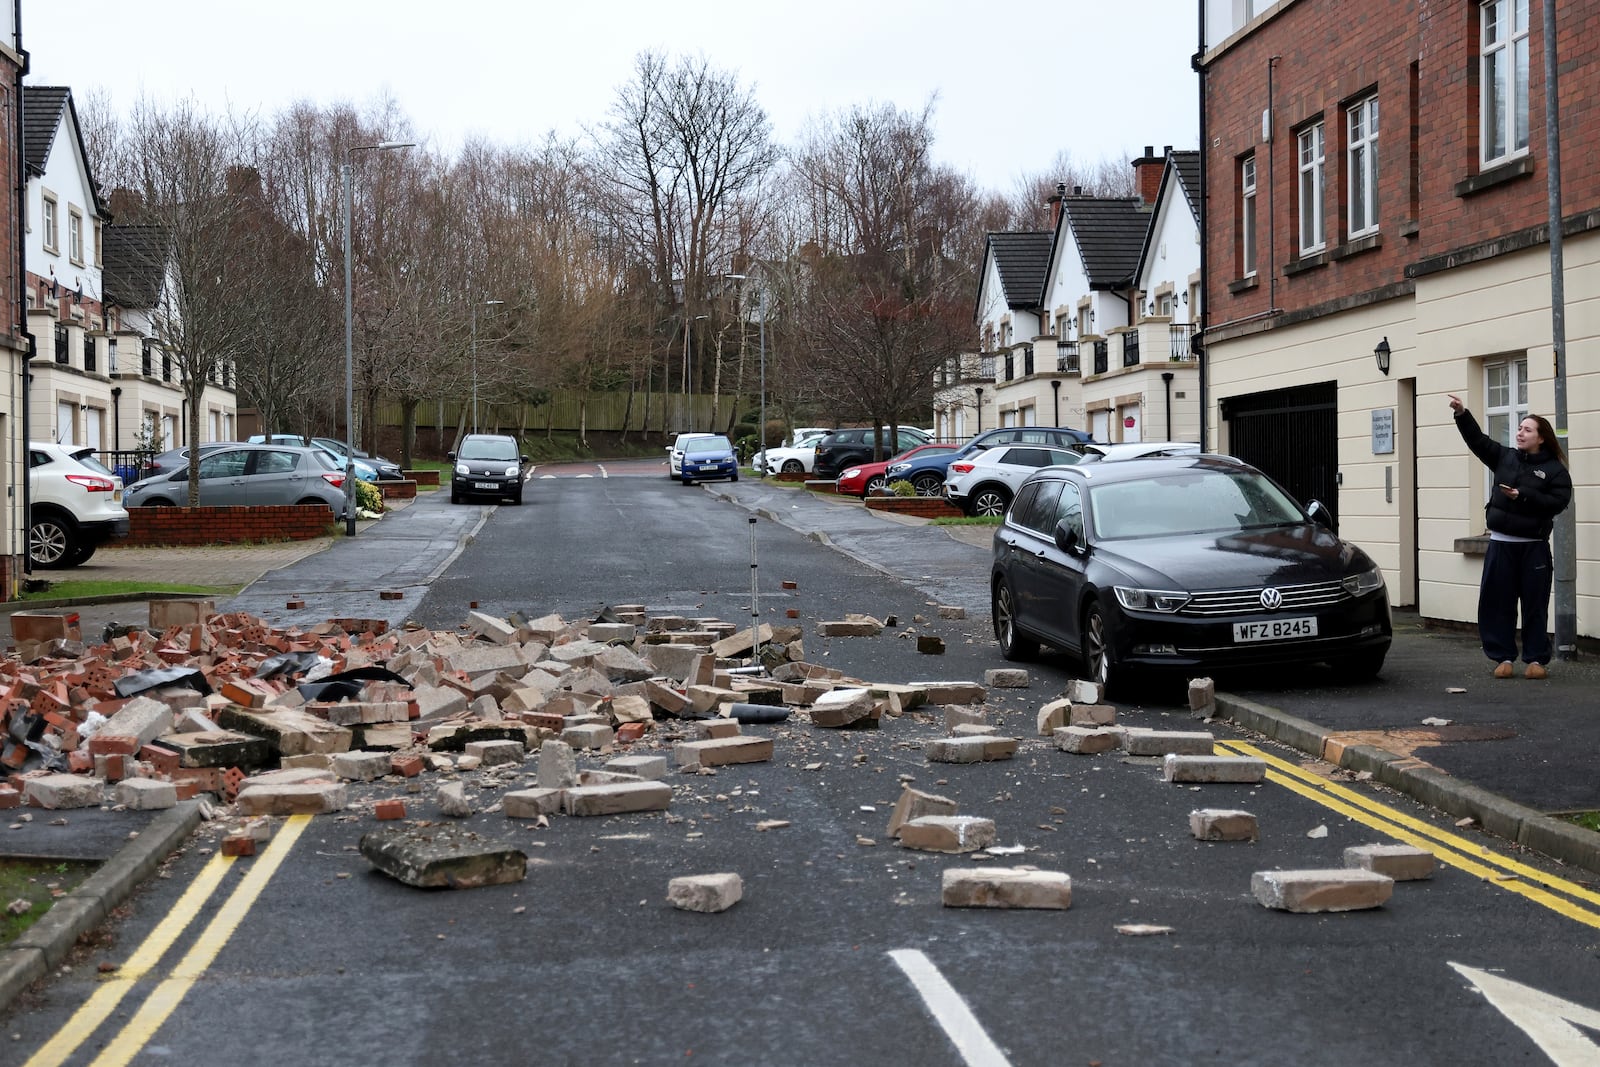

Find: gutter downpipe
14;1;32;581
1191;2;1209;449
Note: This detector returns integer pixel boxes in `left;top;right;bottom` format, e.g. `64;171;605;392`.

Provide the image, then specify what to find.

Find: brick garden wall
122;506;335;547
864;497;964;519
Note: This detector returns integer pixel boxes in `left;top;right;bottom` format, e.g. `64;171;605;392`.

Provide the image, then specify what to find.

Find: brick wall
864;497;965;519
122;506;335;547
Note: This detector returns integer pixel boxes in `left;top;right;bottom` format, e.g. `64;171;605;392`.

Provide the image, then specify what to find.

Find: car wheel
781;460;803;474
863;474;885;497
65;542;97;567
681;477;694;486
29;514;78;569
1082;600;1117;692
731;470;739;482
1331;647;1387;679
510;490;523;506
970;484;1011;517
912;472;944;497
992;581;1038;661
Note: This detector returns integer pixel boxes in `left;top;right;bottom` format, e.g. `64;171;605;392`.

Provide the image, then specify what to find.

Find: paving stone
1163;754;1267;783
503;788;563;818
1123;730;1214;757
563;780;672;816
23;774;103;809
674;736;774;768
332;750;397;782
887;785;959;837
925;736;1018;764
942;867;1072;909
1344;843;1436;881
1251;869;1394;912
1190;809;1259;841
898;815;996;854
667;872;742;913
465;739;525;767
984;668;1030;689
360;826;526;888
1054;726;1119;754
606;755;669;781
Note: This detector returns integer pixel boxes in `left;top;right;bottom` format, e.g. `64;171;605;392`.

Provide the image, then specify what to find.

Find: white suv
28;442;131;568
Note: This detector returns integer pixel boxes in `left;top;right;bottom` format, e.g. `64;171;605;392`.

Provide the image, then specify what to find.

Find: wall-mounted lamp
1181;292;1188;304
1147;302;1155;315
1374;336;1391;376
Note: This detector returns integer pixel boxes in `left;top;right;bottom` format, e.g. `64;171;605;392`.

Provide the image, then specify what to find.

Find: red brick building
1198;0;1596;638
1;13;26;592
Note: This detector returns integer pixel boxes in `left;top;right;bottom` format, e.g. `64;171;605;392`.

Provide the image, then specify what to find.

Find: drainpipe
15;6;33;579
1162;372;1175;441
974;386;984;434
1051;379;1061;426
110;385;121;453
1191;1;1210;449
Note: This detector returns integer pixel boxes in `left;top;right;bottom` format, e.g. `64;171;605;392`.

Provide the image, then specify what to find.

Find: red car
836;443;960;498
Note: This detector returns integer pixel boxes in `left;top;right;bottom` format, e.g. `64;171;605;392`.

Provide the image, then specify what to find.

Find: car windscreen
460;439;518;462
685;436;733;454
1089;469;1304;540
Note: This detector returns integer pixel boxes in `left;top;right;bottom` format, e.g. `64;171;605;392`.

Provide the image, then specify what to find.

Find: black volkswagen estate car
990;454;1391;692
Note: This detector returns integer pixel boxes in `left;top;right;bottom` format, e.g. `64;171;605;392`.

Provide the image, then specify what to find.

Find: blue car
888;426;1095;497
680;435;739;485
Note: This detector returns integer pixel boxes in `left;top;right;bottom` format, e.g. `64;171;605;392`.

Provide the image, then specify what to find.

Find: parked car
449;434;527;504
679;435;739;485
247;433;309;447
989;454;1391;693
667;432;719;480
307;440;380;482
1076;441;1201;462
124;444;348;518
752;426;829;473
889;426;1095;497
836;443;960;498
311;437;404;481
760;428;834;476
944;443;1085;516
142;441;237;480
814;426;931;480
27;441;131;568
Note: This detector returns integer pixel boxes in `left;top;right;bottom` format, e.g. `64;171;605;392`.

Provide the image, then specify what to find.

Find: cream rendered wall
1138;186;1201;326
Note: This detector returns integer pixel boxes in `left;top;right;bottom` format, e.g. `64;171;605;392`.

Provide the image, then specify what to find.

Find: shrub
355;480;384;513
889;479;916;497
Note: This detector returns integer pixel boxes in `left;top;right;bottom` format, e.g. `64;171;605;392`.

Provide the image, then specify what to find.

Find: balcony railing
1122;331;1141;367
1093;340;1108;375
1057;342;1079;375
979;355;996;380
1170;323;1196;361
54;323;68;364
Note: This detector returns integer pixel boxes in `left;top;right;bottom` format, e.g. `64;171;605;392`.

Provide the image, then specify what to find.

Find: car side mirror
1053;520;1084;556
1306;500;1334;529
520;455;530;465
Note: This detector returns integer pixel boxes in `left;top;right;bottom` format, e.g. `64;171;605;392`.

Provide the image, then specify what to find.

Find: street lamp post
471;298;504;434
342;139;413;536
683;312;708;429
723;273;765;474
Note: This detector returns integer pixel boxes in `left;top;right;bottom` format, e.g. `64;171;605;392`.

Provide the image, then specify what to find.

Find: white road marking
1451;963;1600;1065
889;949;1013;1067
596;465;608;478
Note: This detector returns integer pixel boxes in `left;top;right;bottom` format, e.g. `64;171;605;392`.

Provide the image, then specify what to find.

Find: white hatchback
944;444;1085;517
28;442;131;568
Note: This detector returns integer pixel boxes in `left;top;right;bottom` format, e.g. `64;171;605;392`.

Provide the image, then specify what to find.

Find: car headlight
842;468;861;479
886;463;910;475
455;463;469;476
1113;586;1191;613
1342;566;1385;597
501;464;516;476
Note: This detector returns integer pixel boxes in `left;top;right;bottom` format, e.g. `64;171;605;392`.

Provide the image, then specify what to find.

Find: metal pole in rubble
749;516;760;667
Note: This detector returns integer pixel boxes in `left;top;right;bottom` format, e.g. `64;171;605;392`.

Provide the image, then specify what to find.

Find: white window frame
1241;155;1258;276
1482;357;1529;502
1347;95;1380;238
68;209;84;264
1297;122;1326;255
41;193;59;253
1480;0;1530;167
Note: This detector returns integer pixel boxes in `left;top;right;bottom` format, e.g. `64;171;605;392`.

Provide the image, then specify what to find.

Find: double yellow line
26;814;311;1067
1218;740;1600;929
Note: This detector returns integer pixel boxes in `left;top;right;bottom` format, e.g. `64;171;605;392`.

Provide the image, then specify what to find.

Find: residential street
2;470;1597;1065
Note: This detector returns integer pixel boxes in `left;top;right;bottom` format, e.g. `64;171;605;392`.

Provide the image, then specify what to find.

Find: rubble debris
897;816;996;854
667;872;743;913
941;868;1072;909
1251;869;1393;913
1189;809;1259;842
1344;843;1435;881
887;785;959;838
360;826;527;889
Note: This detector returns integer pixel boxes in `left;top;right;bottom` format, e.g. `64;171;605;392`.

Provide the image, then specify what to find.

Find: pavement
2;474;1597;1008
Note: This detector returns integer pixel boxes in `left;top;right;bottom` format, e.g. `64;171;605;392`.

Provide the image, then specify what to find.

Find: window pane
1351;144;1368;232
1486;364;1509;407
1515;359;1528;407
1486;50;1506;158
1514;36;1529;151
1487;413;1509;445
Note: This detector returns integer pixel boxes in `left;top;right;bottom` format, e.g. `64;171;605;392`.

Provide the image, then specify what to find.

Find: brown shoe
1525;662;1548;680
1493;661;1514;679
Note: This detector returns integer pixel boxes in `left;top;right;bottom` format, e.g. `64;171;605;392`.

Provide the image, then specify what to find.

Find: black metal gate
1221;381;1340;525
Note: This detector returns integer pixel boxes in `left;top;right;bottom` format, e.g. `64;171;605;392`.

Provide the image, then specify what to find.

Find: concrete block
1068;703;1117;726
1344;843;1436;881
23;774;102;810
1251;869;1394;912
562;780;672;816
1054;726;1119;754
504;788;563;818
562;723;614;750
673;736;773;768
898;816;996;854
465;739;525;767
235;782;347;815
1163;754;1267;783
984;668;1030;689
887;785;958;837
1065;679;1103;704
1189;809;1259;841
942;867;1072;909
1036;699;1071;735
667;872;742;913
538;740;577;789
925;736;1018;764
114;778;177;810
606;755;668;781
332;750;396;782
1123;730;1214;756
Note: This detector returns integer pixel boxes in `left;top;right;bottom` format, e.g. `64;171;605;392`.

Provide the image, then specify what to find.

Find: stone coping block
1055;726;1118;754
674;736;774;768
1344;843;1436;881
942;867;1072;909
1251;869;1394;913
1162;754;1267;783
235;781;348;815
360;827;526;889
563;780;672;816
911;681;986;705
898;815;996;854
114;778;178;810
23;774;103;810
1123;730;1214;757
1189;809;1259;842
667;872;743;913
984;668;1030;689
331;750;396;782
465;739;526;767
887;786;958;838
925;736;1018;764
503;788;563;818
562;723;614;750
606;755;669;781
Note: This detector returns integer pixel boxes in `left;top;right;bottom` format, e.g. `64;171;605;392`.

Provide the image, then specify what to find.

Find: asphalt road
4;463;1598;1066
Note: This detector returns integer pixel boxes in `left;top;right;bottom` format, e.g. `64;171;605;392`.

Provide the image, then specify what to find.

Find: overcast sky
24;0;1201;196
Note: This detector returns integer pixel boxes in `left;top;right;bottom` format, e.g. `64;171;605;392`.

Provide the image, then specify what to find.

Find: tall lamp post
471;298;504;434
683;312;708;429
343;139;413;536
723;273;765;474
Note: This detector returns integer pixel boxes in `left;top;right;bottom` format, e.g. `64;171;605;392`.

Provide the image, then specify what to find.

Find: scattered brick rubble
3;601;1436;915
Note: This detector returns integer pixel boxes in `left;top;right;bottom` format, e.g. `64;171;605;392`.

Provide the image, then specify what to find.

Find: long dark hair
1527;414;1566;465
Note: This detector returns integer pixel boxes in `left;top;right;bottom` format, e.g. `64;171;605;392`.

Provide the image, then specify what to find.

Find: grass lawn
18;579;236;602
931;515;1003;527
1562;811;1600;833
0;858;97;946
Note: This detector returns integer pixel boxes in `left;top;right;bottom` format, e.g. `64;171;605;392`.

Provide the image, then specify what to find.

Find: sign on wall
1371;409;1394;454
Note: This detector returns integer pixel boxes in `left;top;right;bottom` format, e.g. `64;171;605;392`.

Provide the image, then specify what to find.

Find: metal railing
1122;331;1141;367
1093;340;1108;375
99;448;156;485
1057;342;1079;375
1170;323;1196;361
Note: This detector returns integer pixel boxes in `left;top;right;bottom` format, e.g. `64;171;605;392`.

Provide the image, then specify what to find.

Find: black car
449;434;527;505
814;427;931;480
990;455;1391;692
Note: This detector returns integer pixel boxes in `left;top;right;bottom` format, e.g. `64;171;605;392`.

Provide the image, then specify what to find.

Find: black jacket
1455;409;1572;539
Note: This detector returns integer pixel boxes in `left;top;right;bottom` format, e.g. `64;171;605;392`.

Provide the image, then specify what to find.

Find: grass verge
0;858;98;946
931;515;1003;527
18;580;235;602
1560;811;1600;833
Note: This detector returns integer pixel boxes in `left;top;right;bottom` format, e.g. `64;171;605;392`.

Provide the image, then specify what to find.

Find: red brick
221;834;256;857
140;744;181;776
0;785;19;809
89;733;141;757
390;754;424;777
374;799;406;820
616;722;649;743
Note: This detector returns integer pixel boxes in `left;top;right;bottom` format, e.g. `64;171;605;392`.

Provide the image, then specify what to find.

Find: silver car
124;444;348;517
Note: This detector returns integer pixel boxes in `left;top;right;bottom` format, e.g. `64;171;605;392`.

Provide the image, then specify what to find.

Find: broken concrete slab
1190;809;1259;842
215;707;353;757
563;780;672;816
149;731;272;770
667;872;742;913
897;815;996;854
360;826;526;889
942;868;1072;909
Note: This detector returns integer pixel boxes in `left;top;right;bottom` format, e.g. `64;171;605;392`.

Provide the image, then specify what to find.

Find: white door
1091;410;1111;442
163;414;179;449
56;402;75;444
1121;404;1142;443
85;409;103;450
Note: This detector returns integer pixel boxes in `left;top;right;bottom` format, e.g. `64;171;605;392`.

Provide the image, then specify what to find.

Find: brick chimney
1133;145;1167;206
1047;182;1067;229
